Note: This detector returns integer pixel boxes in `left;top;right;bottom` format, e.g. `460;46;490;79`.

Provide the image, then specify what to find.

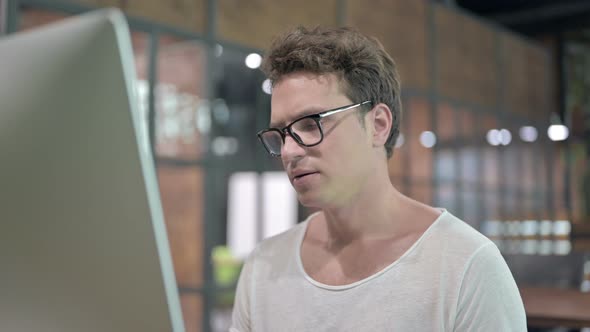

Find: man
231;26;526;331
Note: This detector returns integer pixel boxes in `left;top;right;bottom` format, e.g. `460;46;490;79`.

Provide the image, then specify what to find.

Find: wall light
245;53;262;69
499;129;512;146
419;131;436;148
519;126;538;142
486;129;500;146
548;124;569;141
261;79;272;95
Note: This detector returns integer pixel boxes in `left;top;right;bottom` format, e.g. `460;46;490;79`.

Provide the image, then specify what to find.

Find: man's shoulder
428;211;496;255
249;221;308;261
407;211;505;282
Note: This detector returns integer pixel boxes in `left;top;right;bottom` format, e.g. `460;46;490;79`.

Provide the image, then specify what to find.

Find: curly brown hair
261;26;402;159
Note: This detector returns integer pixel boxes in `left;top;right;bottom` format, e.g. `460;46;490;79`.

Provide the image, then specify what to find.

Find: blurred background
1;0;590;331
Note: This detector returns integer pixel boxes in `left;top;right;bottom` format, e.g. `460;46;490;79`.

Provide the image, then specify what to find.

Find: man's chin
296;192;325;209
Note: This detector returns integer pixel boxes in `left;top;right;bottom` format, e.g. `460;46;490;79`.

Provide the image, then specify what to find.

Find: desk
520;286;590;328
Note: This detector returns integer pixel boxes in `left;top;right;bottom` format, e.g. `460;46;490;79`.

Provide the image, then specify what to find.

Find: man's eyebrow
269;107;326;128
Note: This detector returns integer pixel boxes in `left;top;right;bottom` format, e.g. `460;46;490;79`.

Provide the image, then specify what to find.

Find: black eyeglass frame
257;100;373;157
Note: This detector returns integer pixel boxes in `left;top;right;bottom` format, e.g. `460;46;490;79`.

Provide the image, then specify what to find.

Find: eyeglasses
257;101;372;157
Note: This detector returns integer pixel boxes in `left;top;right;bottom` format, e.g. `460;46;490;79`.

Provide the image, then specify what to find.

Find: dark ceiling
456;0;590;36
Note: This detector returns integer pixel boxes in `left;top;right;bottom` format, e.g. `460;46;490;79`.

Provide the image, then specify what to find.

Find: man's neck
299;166;442;285
319;172;407;245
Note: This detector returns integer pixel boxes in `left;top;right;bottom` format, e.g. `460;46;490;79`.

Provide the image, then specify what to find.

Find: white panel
227;172;258;260
262;172;297;239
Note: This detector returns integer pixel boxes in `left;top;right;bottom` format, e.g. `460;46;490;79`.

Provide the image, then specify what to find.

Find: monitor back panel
0;10;184;332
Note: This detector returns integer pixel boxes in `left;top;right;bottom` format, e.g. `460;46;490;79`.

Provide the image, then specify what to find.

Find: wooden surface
217;0;338;50
520;286;590;328
572;238;590;252
435;5;498;108
347;0;429;90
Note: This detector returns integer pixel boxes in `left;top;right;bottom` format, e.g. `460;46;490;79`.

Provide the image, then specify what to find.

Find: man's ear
369;103;393;147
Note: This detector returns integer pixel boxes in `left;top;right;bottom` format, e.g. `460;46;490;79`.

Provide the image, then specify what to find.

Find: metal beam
0;0;7;34
5;0;17;33
336;0;347;26
443;0;456;8
147;29;159;165
490;1;590;26
201;0;219;330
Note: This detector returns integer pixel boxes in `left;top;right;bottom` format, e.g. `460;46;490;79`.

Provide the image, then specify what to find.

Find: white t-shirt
230;210;526;331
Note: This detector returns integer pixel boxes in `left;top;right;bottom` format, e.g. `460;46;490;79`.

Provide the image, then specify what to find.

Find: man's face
270;72;375;208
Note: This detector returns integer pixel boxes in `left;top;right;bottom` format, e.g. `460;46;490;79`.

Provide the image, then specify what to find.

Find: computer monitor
0;9;185;332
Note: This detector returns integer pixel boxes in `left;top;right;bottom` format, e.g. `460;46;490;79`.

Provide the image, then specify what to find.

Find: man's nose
281;134;305;162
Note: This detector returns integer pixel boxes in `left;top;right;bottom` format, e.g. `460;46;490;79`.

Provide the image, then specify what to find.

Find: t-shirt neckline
295;209;448;291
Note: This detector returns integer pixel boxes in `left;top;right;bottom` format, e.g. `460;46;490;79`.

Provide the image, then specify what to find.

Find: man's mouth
294;172;318;180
